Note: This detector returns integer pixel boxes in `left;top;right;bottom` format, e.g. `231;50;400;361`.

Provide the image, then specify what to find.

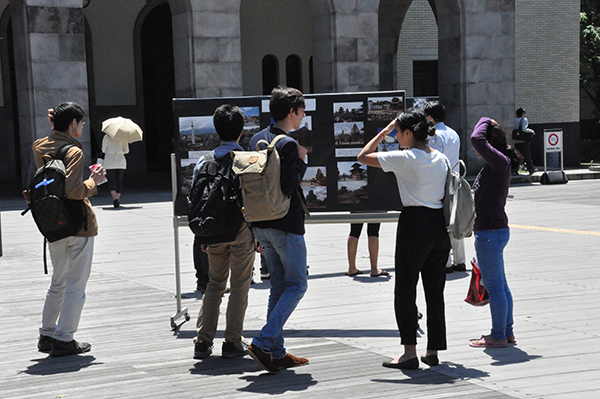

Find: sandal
345;270;363;276
370;270;390;277
469;335;507;348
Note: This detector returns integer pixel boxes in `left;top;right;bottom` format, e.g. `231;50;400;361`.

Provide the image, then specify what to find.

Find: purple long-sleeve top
470;117;511;231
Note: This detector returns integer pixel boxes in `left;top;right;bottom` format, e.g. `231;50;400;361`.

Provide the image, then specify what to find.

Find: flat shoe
370;270;389;277
469;336;507;348
420;354;439;366
382;357;419;370
345;270;363;276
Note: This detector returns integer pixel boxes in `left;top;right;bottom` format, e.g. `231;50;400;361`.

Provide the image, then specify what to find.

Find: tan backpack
230;135;291;222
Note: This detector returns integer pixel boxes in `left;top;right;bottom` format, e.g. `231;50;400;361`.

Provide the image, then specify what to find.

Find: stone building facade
0;0;580;184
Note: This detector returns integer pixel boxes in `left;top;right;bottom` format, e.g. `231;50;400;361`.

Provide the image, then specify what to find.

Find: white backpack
443;160;475;240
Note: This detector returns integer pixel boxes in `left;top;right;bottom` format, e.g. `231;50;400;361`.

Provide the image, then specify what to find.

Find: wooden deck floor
1;179;600;398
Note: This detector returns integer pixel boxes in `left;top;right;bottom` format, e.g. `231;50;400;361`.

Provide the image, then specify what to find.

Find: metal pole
170;153;188;330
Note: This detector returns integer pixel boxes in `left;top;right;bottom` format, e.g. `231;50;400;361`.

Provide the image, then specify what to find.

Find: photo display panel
173;91;406;216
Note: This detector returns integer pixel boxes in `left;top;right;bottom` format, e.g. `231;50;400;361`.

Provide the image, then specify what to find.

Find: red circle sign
548;133;559;146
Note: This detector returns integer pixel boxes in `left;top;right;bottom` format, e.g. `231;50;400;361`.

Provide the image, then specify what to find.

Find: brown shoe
272;352;309;369
246;344;279;374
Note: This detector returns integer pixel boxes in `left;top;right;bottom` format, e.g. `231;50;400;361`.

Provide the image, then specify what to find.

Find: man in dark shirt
245;86;310;373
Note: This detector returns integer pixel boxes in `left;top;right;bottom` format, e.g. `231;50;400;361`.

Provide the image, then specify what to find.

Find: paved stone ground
1;175;599;398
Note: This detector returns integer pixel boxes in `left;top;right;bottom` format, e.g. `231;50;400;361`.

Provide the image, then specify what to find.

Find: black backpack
22;145;87;272
187;152;244;245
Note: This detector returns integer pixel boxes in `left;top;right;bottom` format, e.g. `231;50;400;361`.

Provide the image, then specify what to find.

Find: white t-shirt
377;148;448;209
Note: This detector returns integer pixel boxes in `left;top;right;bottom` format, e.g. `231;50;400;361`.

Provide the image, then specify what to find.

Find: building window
413;60;438;97
286;54;302;91
262;55;279;95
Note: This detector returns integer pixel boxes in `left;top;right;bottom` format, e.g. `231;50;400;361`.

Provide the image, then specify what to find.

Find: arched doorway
138;1;176;173
379;0;465;149
0;8;20;181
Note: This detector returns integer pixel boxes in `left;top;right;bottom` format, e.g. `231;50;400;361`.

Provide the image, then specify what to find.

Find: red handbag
464;258;489;306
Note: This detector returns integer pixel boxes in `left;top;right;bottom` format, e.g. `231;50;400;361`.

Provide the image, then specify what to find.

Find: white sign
544;130;562;153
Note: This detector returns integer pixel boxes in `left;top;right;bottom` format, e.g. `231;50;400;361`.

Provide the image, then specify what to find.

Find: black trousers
515;141;535;173
394;207;450;350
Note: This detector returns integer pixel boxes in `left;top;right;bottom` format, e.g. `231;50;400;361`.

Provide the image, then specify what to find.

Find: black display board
172;91;407;216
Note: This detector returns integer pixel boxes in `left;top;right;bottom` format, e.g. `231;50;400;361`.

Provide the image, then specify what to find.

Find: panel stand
170;154;189;330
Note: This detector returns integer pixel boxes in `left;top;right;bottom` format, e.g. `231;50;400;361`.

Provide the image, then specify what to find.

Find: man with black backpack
32;102;105;357
190;104;255;360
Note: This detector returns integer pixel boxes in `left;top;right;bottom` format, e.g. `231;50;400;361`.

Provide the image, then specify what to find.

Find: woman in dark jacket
469;117;522;348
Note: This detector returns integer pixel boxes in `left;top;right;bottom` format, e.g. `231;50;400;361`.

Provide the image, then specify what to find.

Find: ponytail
396;108;435;143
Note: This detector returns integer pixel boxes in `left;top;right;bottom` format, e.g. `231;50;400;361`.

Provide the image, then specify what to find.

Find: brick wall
515;0;580;124
395;0;438;96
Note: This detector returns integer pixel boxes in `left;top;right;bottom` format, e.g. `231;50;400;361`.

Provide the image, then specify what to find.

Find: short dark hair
516;108;525;117
269;86;305;121
423;101;446;122
395;108;436;143
52;102;85;132
213;104;244;141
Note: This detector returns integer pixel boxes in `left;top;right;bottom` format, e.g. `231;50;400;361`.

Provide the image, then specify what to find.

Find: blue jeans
475;228;513;340
252;228;308;358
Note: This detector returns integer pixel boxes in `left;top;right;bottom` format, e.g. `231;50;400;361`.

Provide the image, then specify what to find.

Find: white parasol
101;117;143;143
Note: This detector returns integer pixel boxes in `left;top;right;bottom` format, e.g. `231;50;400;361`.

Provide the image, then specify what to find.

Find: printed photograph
179;155;208;197
334;122;364;146
333;101;364;123
301;166;327;208
367;96;404;122
337;161;368;204
290;115;313;153
178;116;219;152
239;106;261;150
377;127;399;152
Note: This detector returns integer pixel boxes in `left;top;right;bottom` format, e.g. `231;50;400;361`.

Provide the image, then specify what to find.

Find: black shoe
420;354;439;366
222;341;248;358
528;168;538;175
37;335;54;353
194;341;213;359
382;357;419;370
446;266;454;274
49;339;91;357
113;199;120;208
196;280;208;293
247;343;279;373
453;263;467;272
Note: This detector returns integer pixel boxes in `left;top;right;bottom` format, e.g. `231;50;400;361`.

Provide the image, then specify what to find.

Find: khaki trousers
196;223;255;345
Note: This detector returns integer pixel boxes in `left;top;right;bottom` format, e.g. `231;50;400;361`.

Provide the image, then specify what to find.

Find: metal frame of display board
168;154;400;330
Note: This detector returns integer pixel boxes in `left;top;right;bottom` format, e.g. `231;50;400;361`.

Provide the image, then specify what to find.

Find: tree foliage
581;0;600;118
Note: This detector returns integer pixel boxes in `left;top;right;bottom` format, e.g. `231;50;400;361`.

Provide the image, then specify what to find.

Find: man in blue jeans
246;86;310;373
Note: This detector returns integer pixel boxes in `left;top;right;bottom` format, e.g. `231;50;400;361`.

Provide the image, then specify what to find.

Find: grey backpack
443;160;475;240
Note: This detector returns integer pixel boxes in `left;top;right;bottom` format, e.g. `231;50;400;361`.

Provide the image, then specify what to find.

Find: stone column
438;0;515;172
190;0;242;98
331;0;379;92
11;0;90;185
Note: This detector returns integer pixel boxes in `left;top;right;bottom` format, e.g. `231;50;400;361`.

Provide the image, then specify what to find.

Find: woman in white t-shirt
358;108;450;370
102;134;129;208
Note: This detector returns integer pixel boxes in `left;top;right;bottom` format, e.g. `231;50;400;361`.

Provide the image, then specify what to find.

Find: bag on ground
443;159;475;240
188;153;244;244
465;258;489;306
230;134;291;222
22;144;87;243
